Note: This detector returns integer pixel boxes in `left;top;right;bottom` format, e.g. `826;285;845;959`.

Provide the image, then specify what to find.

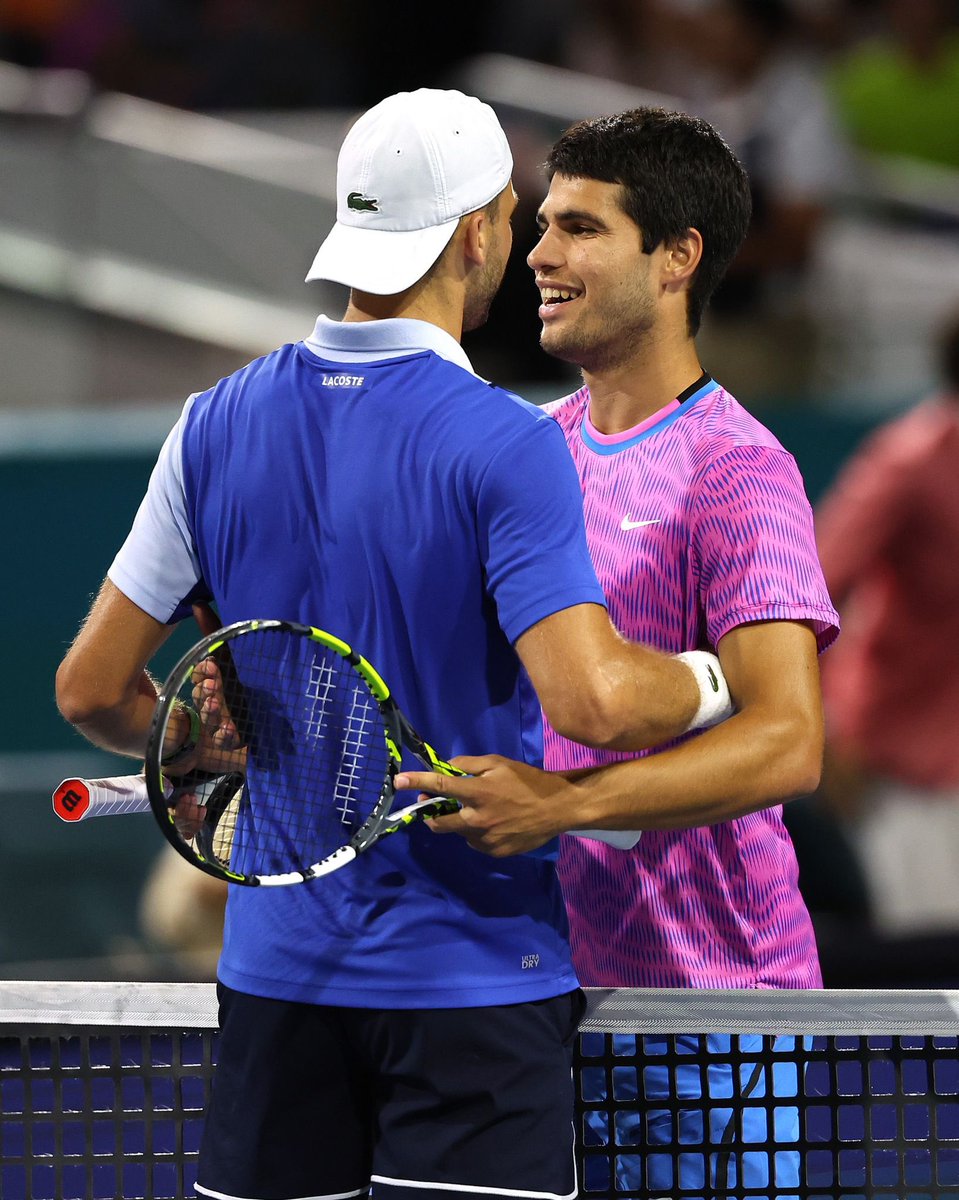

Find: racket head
145;620;401;886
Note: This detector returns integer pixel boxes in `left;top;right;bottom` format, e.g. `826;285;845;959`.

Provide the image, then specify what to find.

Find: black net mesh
2;986;959;1199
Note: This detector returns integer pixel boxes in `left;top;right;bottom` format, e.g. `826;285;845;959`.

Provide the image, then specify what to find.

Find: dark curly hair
545;107;753;335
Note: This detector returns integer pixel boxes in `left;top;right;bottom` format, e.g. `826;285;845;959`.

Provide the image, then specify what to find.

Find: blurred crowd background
1;0;958;989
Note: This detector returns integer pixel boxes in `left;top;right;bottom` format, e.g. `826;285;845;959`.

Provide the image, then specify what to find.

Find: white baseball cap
305;88;513;295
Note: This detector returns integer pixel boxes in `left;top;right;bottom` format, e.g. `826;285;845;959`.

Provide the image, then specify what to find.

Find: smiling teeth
542;288;577;302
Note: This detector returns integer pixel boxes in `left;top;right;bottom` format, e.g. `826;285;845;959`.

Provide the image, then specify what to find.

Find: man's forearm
403;702;821;858
68;671;162;761
565;705;822;834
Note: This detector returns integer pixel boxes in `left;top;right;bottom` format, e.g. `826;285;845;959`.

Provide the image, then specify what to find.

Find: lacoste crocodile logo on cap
347;191;379;212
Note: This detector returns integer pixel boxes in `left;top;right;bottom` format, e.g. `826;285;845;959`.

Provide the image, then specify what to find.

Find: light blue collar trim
303;315;477;375
580;378;721;456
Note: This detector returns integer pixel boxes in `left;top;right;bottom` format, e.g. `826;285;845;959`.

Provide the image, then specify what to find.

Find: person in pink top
401;105;839;1198
815;307;959;938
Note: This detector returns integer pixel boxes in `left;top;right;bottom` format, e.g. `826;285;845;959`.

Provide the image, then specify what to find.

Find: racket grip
52;775;161;822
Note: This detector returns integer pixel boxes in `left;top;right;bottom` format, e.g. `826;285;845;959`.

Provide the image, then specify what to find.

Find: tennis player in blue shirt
56;87;732;1200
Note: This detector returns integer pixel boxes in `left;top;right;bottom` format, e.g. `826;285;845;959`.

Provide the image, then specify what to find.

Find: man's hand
191;600;244;763
191;657;243;755
161;657;246;779
395;755;580;857
171;788;208;839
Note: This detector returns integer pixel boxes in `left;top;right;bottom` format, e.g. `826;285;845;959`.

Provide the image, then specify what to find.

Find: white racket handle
52;774;162;822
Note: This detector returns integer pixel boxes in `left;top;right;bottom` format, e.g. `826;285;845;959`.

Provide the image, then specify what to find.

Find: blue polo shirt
110;315;604;1006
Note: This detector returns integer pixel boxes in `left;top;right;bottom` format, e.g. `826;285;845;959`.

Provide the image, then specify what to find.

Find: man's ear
663;228;704;290
461;208;489;268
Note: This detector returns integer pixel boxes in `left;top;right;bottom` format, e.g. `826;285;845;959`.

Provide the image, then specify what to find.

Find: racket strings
305;660;380;827
169;628;391;878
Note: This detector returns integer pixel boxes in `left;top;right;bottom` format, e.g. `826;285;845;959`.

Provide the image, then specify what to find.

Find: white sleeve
107;395;203;623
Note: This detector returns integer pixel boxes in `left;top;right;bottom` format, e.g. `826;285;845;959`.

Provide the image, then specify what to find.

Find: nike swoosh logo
620;517;662;531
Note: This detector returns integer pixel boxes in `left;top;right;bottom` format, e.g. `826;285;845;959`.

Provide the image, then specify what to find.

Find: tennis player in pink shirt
404;106;839;1198
545;368;836;992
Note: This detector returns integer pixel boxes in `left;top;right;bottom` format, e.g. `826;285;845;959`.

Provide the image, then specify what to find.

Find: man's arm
56;580;238;776
515;603;713;752
55;578;187;760
397;620;823;856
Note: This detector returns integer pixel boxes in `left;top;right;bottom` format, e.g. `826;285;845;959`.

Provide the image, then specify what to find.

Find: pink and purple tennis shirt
545;374;840;989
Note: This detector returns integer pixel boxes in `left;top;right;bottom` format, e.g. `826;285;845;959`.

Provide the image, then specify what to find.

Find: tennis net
2;983;958;1199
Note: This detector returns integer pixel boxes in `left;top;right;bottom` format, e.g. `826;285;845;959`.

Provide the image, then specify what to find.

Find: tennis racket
139;619;462;887
53;771;643;850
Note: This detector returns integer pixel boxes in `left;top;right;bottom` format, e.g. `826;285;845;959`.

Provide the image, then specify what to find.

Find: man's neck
342;284;464;343
583;337;705;435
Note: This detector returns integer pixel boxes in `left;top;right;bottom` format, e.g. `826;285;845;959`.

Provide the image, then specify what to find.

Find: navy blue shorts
195;983;585;1200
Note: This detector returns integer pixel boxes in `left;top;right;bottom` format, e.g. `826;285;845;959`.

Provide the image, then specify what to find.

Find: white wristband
675;650;734;731
568;828;642;850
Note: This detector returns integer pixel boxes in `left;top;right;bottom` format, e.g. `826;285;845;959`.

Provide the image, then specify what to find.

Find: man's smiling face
527;174;661;374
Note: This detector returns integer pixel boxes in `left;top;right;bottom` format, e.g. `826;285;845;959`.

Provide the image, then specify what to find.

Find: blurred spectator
689;1;850;307
29;0;209;106
802;0;959;414
139;843;226;980
829;0;959;171
0;0;85;66
38;0;367;109
788;0;860;53
680;0;854;401
813;306;959;938
2;0;480;110
476;0;580;77
548;0;700;96
187;0;364;109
